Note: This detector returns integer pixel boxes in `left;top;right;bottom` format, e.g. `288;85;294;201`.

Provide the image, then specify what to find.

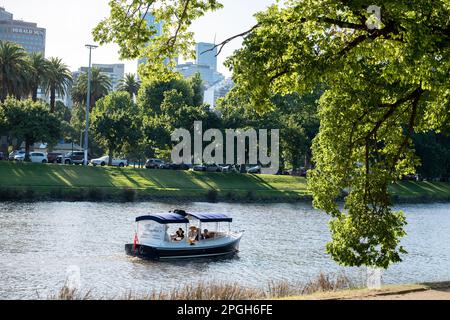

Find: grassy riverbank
0;162;449;203
49;276;450;300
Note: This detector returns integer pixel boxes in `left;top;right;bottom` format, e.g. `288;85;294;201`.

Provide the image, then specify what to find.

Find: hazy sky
1;0;276;76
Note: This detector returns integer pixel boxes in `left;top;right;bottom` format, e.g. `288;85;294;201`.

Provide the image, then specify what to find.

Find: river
0;201;449;299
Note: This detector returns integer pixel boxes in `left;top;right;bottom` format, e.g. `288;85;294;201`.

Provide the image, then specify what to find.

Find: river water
0;201;449;299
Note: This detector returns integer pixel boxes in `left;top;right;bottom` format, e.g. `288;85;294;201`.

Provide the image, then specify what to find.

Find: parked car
205;164;222;172
64;151;90;165
91;156;128;167
15;152;48;163
220;164;236;173
145;158;166;169
10;150;25;161
168;163;190;170
193;164;207;172
247;165;262;174
47;152;62;164
402;174;419;181
29;152;48;163
288;168;308;177
13;151;27;161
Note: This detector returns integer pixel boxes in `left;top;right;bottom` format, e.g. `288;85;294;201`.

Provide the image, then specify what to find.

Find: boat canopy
136;211;233;224
136;213;189;224
186;212;233;223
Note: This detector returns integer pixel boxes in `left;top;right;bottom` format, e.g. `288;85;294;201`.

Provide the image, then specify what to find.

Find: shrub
122;188;136;202
87;188;104;201
206;189;218;203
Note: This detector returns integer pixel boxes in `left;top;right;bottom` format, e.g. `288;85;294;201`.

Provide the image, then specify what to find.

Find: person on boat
202;229;212;240
188;226;199;241
175;228;185;240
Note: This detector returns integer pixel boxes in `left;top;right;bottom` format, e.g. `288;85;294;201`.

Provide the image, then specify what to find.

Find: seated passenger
188;226;199;241
202;229;212;240
175;228;185;240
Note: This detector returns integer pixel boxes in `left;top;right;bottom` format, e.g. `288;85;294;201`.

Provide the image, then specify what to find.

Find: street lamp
84;44;98;166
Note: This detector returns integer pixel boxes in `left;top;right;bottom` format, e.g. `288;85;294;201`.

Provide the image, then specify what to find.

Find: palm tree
0;41;29;101
28;52;49;102
71;67;111;111
44;57;72;113
117;73;140;98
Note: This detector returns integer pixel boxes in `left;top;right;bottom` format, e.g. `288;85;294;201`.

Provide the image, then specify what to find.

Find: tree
90;92;140;166
137;78;194;115
44;57;72;113
95;1;450;268
1;98;61;160
117;73;141;98
0;41;29;101
188;72;205;107
72;67;112;111
28;53;49;102
413;132;450;180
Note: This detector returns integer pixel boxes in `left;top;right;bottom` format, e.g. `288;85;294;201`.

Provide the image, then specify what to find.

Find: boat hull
126;237;241;260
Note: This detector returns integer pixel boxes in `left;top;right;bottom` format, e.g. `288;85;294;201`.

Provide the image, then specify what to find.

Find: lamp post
84;44;98;166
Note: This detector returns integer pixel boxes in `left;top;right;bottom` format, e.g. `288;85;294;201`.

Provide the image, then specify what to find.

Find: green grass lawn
0;162;309;201
0;162;448;202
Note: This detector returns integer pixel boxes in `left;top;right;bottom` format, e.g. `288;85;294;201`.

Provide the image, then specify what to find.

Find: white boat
125;210;243;260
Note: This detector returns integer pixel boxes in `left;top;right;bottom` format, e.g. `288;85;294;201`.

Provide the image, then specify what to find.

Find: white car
15;152;48;163
13;151;26;161
91;156;128;167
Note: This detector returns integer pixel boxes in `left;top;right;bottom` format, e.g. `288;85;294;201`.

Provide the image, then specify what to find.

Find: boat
125;209;243;260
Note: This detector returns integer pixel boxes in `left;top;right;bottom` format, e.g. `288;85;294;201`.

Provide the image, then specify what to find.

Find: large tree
1;98;61;160
90;91;140;166
44;57;72;113
72;67;112;111
95;1;450;268
117;73;141;98
0;41;30;101
28;53;49;102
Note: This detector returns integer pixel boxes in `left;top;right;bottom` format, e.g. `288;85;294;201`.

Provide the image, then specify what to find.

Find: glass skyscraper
196;42;217;72
0;7;46;55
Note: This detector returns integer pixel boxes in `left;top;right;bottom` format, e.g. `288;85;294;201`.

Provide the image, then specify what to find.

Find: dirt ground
352;288;450;300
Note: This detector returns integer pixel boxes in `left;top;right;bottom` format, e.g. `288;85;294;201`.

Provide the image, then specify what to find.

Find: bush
87;188;105;201
246;190;255;201
0;188;19;201
122;188;136;202
23;188;35;201
206;189;218;203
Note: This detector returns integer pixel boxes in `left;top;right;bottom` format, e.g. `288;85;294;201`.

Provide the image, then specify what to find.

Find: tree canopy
91;91;141;165
95;0;450;268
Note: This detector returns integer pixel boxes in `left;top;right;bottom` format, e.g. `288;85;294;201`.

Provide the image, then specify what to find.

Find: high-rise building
196;42;217;72
0;7;46;55
138;13;164;67
204;78;234;108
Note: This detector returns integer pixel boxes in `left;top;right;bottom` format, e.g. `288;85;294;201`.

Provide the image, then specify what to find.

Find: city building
176;62;224;88
196;42;217;72
204;78;234;108
0;7;46;55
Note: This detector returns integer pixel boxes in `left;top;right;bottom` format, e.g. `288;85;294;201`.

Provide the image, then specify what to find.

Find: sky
0;0;276;76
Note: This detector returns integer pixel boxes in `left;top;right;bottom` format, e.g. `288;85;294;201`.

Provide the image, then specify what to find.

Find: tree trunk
108;146;113;166
25;140;31;162
50;87;56;113
32;86;38;102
